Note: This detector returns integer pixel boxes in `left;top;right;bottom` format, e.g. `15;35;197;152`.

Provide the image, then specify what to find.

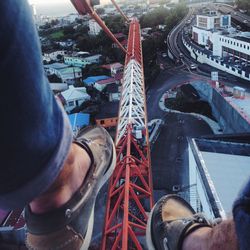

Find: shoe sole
81;140;116;250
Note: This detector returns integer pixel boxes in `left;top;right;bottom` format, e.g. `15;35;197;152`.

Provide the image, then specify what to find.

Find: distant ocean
35;3;76;17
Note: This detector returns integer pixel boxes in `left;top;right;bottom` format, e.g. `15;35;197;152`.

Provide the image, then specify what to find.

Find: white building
60;86;91;113
188;136;250;219
61;13;80;24
64;54;102;68
43;50;69;63
44;63;82;85
101;62;124;77
213;32;250;60
192;11;231;46
88;19;102;36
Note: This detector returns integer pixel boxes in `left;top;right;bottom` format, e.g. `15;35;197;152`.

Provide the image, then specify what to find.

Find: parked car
190;64;198;70
162;53;167;58
243;20;248;24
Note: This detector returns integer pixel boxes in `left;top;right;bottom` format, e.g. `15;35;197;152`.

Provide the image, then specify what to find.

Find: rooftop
61;86;89;101
44;63;68;70
95;101;119;119
68;113;90;131
59;67;82;74
96;77;116;85
190;136;250;217
83;75;110;85
223;87;250;124
101;62;123;70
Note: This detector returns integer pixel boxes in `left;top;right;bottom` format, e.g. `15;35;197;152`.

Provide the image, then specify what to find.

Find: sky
29;0;70;4
28;0;108;16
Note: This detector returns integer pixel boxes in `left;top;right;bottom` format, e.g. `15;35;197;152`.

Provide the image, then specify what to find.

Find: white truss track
116;59;146;143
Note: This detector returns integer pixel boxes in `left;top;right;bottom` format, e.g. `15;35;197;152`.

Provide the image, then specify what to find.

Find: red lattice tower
102;19;154;250
71;1;154;249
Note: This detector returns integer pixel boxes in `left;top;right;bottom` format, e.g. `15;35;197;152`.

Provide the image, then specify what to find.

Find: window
68;101;74;106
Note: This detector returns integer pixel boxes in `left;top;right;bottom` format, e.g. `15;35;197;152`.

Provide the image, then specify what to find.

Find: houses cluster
43;47;124;131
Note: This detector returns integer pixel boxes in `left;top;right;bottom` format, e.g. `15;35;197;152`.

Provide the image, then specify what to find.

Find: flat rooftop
224;89;250;124
192;137;250;216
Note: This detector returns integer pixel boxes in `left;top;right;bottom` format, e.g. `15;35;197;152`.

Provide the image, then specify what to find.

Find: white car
243;20;248;24
190;64;197;70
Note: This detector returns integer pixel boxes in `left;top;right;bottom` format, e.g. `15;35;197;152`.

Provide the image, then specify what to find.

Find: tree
96;8;105;14
48;74;62;83
235;0;250;11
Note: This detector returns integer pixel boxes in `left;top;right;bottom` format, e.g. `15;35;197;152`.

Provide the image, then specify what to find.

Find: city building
95;102;119;128
192;11;231;46
88;19;102;36
44;63;82;85
101;62;124;77
184;11;250;81
213;32;250;61
64;54;102;68
68;113;90;133
188;135;250;219
60;85;91;113
50;83;68;93
43;50;69;63
94;77;117;91
61;13;80;24
83;75;111;90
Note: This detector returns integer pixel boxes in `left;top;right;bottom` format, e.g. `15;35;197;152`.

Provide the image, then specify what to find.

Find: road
167;3;250;86
146;68;214;201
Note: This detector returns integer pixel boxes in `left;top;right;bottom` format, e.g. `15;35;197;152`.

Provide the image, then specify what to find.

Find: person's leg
182;219;238;250
29;143;91;214
146;195;239;250
233;178;250;250
0;1;116;249
0;0;72;210
25;126;116;250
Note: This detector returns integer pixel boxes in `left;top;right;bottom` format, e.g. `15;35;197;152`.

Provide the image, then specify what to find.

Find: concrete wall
183;38;250;81
191;81;250;133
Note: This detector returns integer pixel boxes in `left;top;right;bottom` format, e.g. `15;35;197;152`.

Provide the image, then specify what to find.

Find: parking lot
212;55;250;76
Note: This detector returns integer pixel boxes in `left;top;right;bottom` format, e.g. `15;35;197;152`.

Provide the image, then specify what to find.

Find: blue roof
83;75;110;85
68;113;90;131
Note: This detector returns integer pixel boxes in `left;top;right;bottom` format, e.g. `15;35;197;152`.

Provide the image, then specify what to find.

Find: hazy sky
28;0;109;15
29;0;70;4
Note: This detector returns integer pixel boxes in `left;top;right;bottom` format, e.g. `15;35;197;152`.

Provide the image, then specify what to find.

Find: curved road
147;69;214;200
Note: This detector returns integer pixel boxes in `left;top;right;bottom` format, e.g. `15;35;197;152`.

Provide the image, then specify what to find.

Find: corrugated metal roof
83;75;110;84
68;113;90;131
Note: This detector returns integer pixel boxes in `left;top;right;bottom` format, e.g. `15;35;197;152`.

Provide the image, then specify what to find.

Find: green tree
235;0;250;12
48;74;62;83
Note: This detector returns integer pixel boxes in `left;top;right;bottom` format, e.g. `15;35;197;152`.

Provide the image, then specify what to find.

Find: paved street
146;69;214;201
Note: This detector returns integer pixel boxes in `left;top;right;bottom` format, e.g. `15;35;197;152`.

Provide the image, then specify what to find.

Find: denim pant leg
0;0;72;210
233;178;250;250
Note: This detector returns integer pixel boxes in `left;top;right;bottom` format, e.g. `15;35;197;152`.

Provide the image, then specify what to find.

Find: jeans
0;0;72;210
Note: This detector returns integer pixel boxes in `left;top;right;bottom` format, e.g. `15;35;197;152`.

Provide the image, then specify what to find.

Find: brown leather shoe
146;195;212;250
25;126;116;250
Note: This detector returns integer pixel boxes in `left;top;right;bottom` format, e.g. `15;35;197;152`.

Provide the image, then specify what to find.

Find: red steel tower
71;1;154;248
101;19;154;250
